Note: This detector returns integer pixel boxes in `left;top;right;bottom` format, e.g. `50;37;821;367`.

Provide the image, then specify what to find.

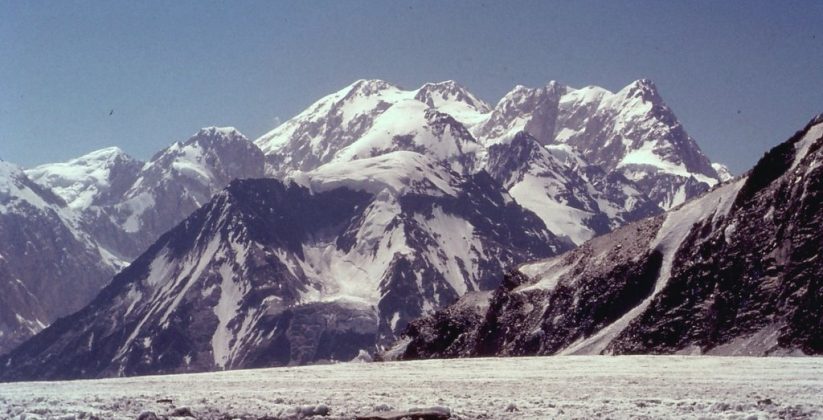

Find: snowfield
2;356;822;419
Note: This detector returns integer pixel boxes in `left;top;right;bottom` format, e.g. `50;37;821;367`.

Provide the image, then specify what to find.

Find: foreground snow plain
2;356;822;419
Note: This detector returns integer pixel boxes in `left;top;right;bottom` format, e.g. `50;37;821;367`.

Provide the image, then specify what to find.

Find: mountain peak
182;127;251;149
346;78;400;96
193;126;246;139
421;80;459;88
414;80;491;116
499;81;566;104
619;78;661;103
65;147;138;168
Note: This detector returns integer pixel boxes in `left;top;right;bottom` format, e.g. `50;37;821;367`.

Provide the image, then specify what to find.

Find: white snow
712;162;734;181
619;141;717;187
25;147;134;209
414;81;490;126
254;80;413;155
2;356;821;419
517;255;579;293
412;206;483;296
267;190;410;308
115;237;222;361
298;151;459;197
158;237;221;327
211;262;243;369
119;192;155;233
331;99;482;173
0;162;55;214
255;79;491;158
169;142;214;186
508;174;597;244
791;120;823;171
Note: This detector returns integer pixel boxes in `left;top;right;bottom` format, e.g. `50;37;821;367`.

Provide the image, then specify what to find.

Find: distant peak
182;127;250;149
193;126;246;140
420;80;461;90
95;146;126;154
198;126;240;134
347;79;398;95
712;162;734;181
631;78;656;88
620;79;661;102
79;146;130;160
414;80;490;112
498;81;566;106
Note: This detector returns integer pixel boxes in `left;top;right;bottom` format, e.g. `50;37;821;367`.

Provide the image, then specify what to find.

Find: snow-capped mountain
0;152;569;380
397;114;823;359
26;147;143;211
475;79;723;209
256;80;490;176
485;131;660;244
255;78;727;243
0;161;117;355
107;127;267;255
30;127;266;260
0;77;732;377
0;127;266;355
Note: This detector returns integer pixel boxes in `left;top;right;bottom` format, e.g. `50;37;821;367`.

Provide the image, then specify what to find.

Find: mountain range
398;114;823;359
0;78;735;379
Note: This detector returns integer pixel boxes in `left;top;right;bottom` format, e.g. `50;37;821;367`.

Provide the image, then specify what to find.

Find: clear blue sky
2;0;821;173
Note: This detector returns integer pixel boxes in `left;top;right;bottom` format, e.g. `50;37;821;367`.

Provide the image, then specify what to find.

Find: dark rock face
0;180;374;380
609;116;823;355
397;115;823;359
0;168;567;380
400;216;665;359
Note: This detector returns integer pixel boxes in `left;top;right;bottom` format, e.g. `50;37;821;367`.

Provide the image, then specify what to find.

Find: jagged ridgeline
2;79;730;379
397;115;823;359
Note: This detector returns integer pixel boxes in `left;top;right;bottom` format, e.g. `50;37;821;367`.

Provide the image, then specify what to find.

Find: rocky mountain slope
0;161;118;355
397;114;823;359
0;152;568;380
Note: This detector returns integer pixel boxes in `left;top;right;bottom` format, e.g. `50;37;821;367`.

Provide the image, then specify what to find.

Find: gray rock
136;411;159;420
356;406;451;420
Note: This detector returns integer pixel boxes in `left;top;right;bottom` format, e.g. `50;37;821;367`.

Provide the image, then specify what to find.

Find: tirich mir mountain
397;115;823;359
257;79;727;211
0;78;730;379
